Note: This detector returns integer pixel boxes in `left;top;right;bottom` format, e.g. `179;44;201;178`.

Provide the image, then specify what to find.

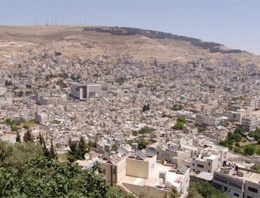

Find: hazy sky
0;0;259;54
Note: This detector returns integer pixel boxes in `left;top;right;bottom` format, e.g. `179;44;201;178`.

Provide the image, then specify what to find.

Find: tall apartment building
224;109;246;123
245;96;259;111
242;116;258;132
70;83;102;100
195;114;220;126
35;91;67;105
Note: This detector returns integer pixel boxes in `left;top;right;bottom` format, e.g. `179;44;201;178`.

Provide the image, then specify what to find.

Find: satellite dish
84;153;90;160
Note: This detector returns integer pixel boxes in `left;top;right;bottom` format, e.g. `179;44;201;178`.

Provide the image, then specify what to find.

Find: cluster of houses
0;50;260;197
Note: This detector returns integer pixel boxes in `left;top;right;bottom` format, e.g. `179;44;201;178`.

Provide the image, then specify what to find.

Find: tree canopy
188;181;227;198
0;140;133;198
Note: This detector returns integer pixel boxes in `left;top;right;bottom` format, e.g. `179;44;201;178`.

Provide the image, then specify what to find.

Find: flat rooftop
119;162;185;189
219;167;260;184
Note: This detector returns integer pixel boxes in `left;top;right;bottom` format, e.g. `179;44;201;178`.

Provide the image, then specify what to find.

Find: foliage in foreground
188;181;228;198
251;164;260;172
0;141;133;198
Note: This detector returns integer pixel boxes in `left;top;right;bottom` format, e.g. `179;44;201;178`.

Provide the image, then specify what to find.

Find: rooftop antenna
55;16;57;26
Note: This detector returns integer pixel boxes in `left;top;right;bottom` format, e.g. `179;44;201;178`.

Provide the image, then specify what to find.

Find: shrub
251;165;260;172
244;146;255;156
177;116;186;124
171;104;183;111
188;181;227;198
233;133;242;142
234;126;244;135
172;122;184;130
198;127;206;133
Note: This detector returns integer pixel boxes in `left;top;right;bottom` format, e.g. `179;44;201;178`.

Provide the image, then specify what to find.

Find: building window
247;196;253;198
233;193;239;197
248;186;258;193
208;162;211;166
197;164;204;168
192;163;195;166
102;169;106;174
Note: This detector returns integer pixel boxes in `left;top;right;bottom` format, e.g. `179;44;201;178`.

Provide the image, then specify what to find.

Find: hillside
0;25;259;66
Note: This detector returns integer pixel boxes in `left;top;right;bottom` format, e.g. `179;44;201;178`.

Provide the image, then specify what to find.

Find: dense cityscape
0;26;260;197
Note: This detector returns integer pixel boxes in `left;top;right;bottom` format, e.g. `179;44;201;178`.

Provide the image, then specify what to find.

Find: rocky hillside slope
0;25;259;67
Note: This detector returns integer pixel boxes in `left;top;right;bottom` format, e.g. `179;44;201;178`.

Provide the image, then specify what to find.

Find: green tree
251;165;260;172
4;118;12;125
68;137;77;162
234;126;244;135
16;131;21;143
38;133;44;146
116;77;125;85
87;141;95;152
10;125;18;131
0;157;109;198
0;141;13;162
138;140;149;150
198;127;206;133
188;187;203;198
132;131;138;136
171;104;183;111
0;142;43;174
172;122;184;130
50;139;57;159
138;126;154;134
177;116;186;124
188;181;227;198
244;146;255;156
233;133;242;142
23;130;34;142
78;136;87;159
112;144;118;152
219;139;233;150
106;187;135;198
0;140;133;198
38;134;52;159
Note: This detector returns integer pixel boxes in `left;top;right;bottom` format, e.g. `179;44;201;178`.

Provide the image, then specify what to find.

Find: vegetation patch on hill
83;26;244;54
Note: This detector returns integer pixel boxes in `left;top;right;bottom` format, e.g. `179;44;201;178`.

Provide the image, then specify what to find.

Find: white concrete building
70;83;102;100
195;114;220;126
242;116;258;132
212;166;260;198
146;142;191;166
190;153;219;174
224;109;246;123
245;96;259;111
77;152;190;198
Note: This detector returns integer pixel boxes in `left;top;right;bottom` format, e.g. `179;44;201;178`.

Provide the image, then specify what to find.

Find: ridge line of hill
83;26;245;54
